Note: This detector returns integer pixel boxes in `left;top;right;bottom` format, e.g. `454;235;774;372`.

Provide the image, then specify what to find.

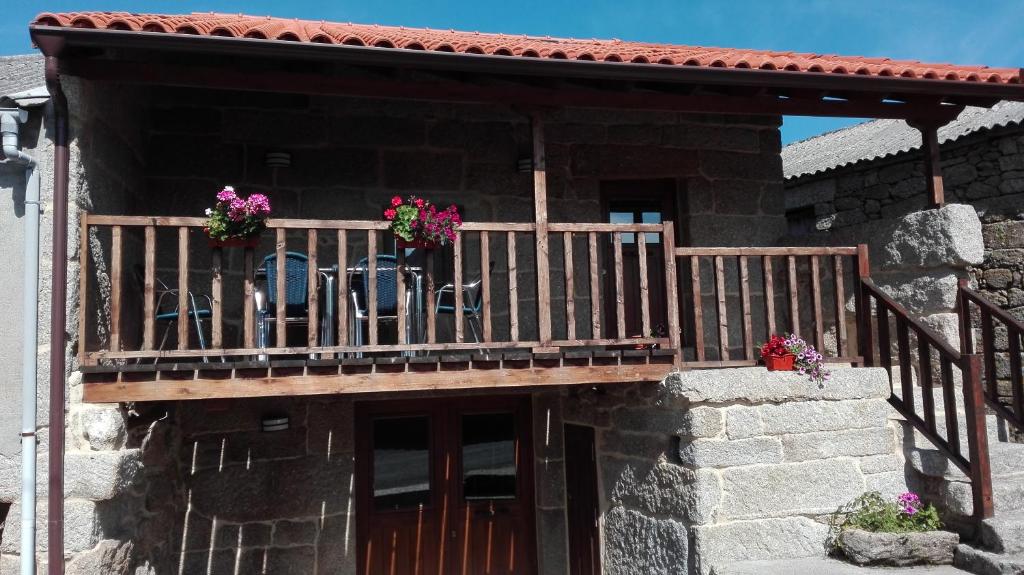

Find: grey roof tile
0;53;45;100
782;101;1024;180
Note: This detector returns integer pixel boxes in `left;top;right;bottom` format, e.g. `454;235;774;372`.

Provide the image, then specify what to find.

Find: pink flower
217;186;237;202
391;196;403;208
414;198;424;208
383;208;397;220
245;193;271;216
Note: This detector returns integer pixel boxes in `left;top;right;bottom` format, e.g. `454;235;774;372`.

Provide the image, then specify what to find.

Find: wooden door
565;424;601;575
357;397;537;575
600;180;677;339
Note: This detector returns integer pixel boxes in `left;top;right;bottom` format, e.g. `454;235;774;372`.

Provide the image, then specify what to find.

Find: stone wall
785;122;1022;399
562;367;912;575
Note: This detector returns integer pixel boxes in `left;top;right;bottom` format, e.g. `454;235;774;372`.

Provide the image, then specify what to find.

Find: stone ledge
718;459;865;520
663;367;889;405
693;517;829;575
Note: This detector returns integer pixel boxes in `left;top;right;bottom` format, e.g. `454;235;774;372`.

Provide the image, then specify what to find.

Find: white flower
205;208;213;216
223;186;234;192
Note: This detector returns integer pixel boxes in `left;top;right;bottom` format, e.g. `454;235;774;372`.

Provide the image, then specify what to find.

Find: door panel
565;424;601;575
357;397;536;575
601;180;677;338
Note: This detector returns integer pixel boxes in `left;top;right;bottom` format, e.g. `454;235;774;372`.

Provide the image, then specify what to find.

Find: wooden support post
589;232;600;340
637;232;650;339
855;244;873;366
453;232;464;343
426;249;437;344
833;255;847;357
917;122;946;208
337;230;348;346
739;256;753;360
367;230;378;346
243;247;255;348
691;256;706;362
77;213;90;362
480;231;492;342
177;227;190;350
563;232;576;341
532;113;553;348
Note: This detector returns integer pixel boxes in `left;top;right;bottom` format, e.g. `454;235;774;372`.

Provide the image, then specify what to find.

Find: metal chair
256;251;310;348
435;262;492;344
133;266;214;361
349;255;413;349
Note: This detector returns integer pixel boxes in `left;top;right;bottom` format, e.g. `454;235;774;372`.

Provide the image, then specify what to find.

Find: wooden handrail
861;277;994;519
675;246;859;256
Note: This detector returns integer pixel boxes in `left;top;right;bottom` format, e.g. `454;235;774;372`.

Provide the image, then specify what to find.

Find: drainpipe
2;107;40;575
42;53;69;575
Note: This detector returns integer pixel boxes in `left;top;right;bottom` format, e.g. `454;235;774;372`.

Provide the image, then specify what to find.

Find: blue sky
4;0;1023;143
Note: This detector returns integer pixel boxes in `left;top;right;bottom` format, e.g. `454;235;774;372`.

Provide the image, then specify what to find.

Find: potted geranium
760;333;831;386
384;195;461;249
204;186;271;247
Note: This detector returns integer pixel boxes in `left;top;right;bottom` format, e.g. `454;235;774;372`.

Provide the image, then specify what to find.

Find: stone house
3;10;1024;575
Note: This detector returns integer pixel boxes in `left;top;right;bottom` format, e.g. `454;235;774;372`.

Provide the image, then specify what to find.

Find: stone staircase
903;403;1024;575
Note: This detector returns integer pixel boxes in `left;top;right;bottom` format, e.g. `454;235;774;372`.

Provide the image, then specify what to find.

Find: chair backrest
354;255;399;315
263;251;309;311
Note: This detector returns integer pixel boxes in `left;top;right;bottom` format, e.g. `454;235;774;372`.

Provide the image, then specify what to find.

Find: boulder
839;529;958;566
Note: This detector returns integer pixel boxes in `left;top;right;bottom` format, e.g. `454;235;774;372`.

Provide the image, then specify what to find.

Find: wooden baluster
507;232;518;342
337;230;348;346
276;228;287;347
762;255;776;337
563;232;576;341
480;231;492;342
243;247;255;348
739;256;753;360
833;255;847;357
178;227;190;350
367;230;378;346
613;232;625;340
662;222;681;365
981;308;997;400
211;246;223;349
396;242;407;345
78;214;89;361
919;335;936;434
714;255;729;361
810;255;824;352
958;280;973;355
142;225;156;350
940;356;961;457
787;255;799;335
691;256;705;362
856;245;873;367
637;232;650;340
1010;327;1023;421
896;316;913;410
877;301;892;380
109;225;122;352
588;232;600;340
454;232;464;343
307;229;319;347
426;249;437;344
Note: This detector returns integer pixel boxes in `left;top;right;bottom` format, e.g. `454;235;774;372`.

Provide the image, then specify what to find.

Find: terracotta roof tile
31;11;1023;85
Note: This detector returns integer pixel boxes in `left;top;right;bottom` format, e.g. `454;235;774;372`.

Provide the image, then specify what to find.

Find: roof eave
29;25;1024;103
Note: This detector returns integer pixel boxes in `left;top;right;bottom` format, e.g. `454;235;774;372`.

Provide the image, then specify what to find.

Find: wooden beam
81;363;673;402
62;58;967;121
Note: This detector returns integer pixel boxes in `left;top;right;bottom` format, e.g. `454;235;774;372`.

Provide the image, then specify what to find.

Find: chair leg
155;320;173;364
467;313;482;344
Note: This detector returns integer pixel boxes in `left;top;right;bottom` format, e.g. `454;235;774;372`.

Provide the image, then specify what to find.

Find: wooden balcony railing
77;214;681;365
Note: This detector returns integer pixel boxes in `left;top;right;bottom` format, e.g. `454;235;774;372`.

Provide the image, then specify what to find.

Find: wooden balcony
77;214;867;402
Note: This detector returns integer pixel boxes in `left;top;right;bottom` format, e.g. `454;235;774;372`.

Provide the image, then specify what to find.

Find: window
372;416;431;511
461;413;516;500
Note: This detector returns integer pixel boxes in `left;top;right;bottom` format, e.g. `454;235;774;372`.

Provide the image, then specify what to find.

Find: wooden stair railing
861;278;994;519
958;279;1024;434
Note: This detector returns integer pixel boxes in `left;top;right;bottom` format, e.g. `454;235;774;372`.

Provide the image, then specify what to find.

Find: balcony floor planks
82;350;677;402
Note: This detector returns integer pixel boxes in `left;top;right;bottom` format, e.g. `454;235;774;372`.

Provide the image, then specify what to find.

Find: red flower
414;198;425;208
760;334;790;359
383;208;397;220
390;196;403;207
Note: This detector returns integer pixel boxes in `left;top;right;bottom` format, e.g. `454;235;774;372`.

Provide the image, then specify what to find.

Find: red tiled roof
32;11;1023;85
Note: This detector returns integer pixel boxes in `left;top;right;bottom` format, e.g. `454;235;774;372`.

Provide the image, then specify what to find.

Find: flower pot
764;353;796;371
839;528;958;566
396;238;439;250
208;236;261;248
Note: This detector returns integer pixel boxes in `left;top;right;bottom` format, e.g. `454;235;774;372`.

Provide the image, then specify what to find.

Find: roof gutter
28;25;1024;103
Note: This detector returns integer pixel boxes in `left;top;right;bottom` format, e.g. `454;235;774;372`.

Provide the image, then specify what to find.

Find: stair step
994;477;1024;514
954;544;1024;575
712;557;969;574
981;513;1024;554
908;442;1024;481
